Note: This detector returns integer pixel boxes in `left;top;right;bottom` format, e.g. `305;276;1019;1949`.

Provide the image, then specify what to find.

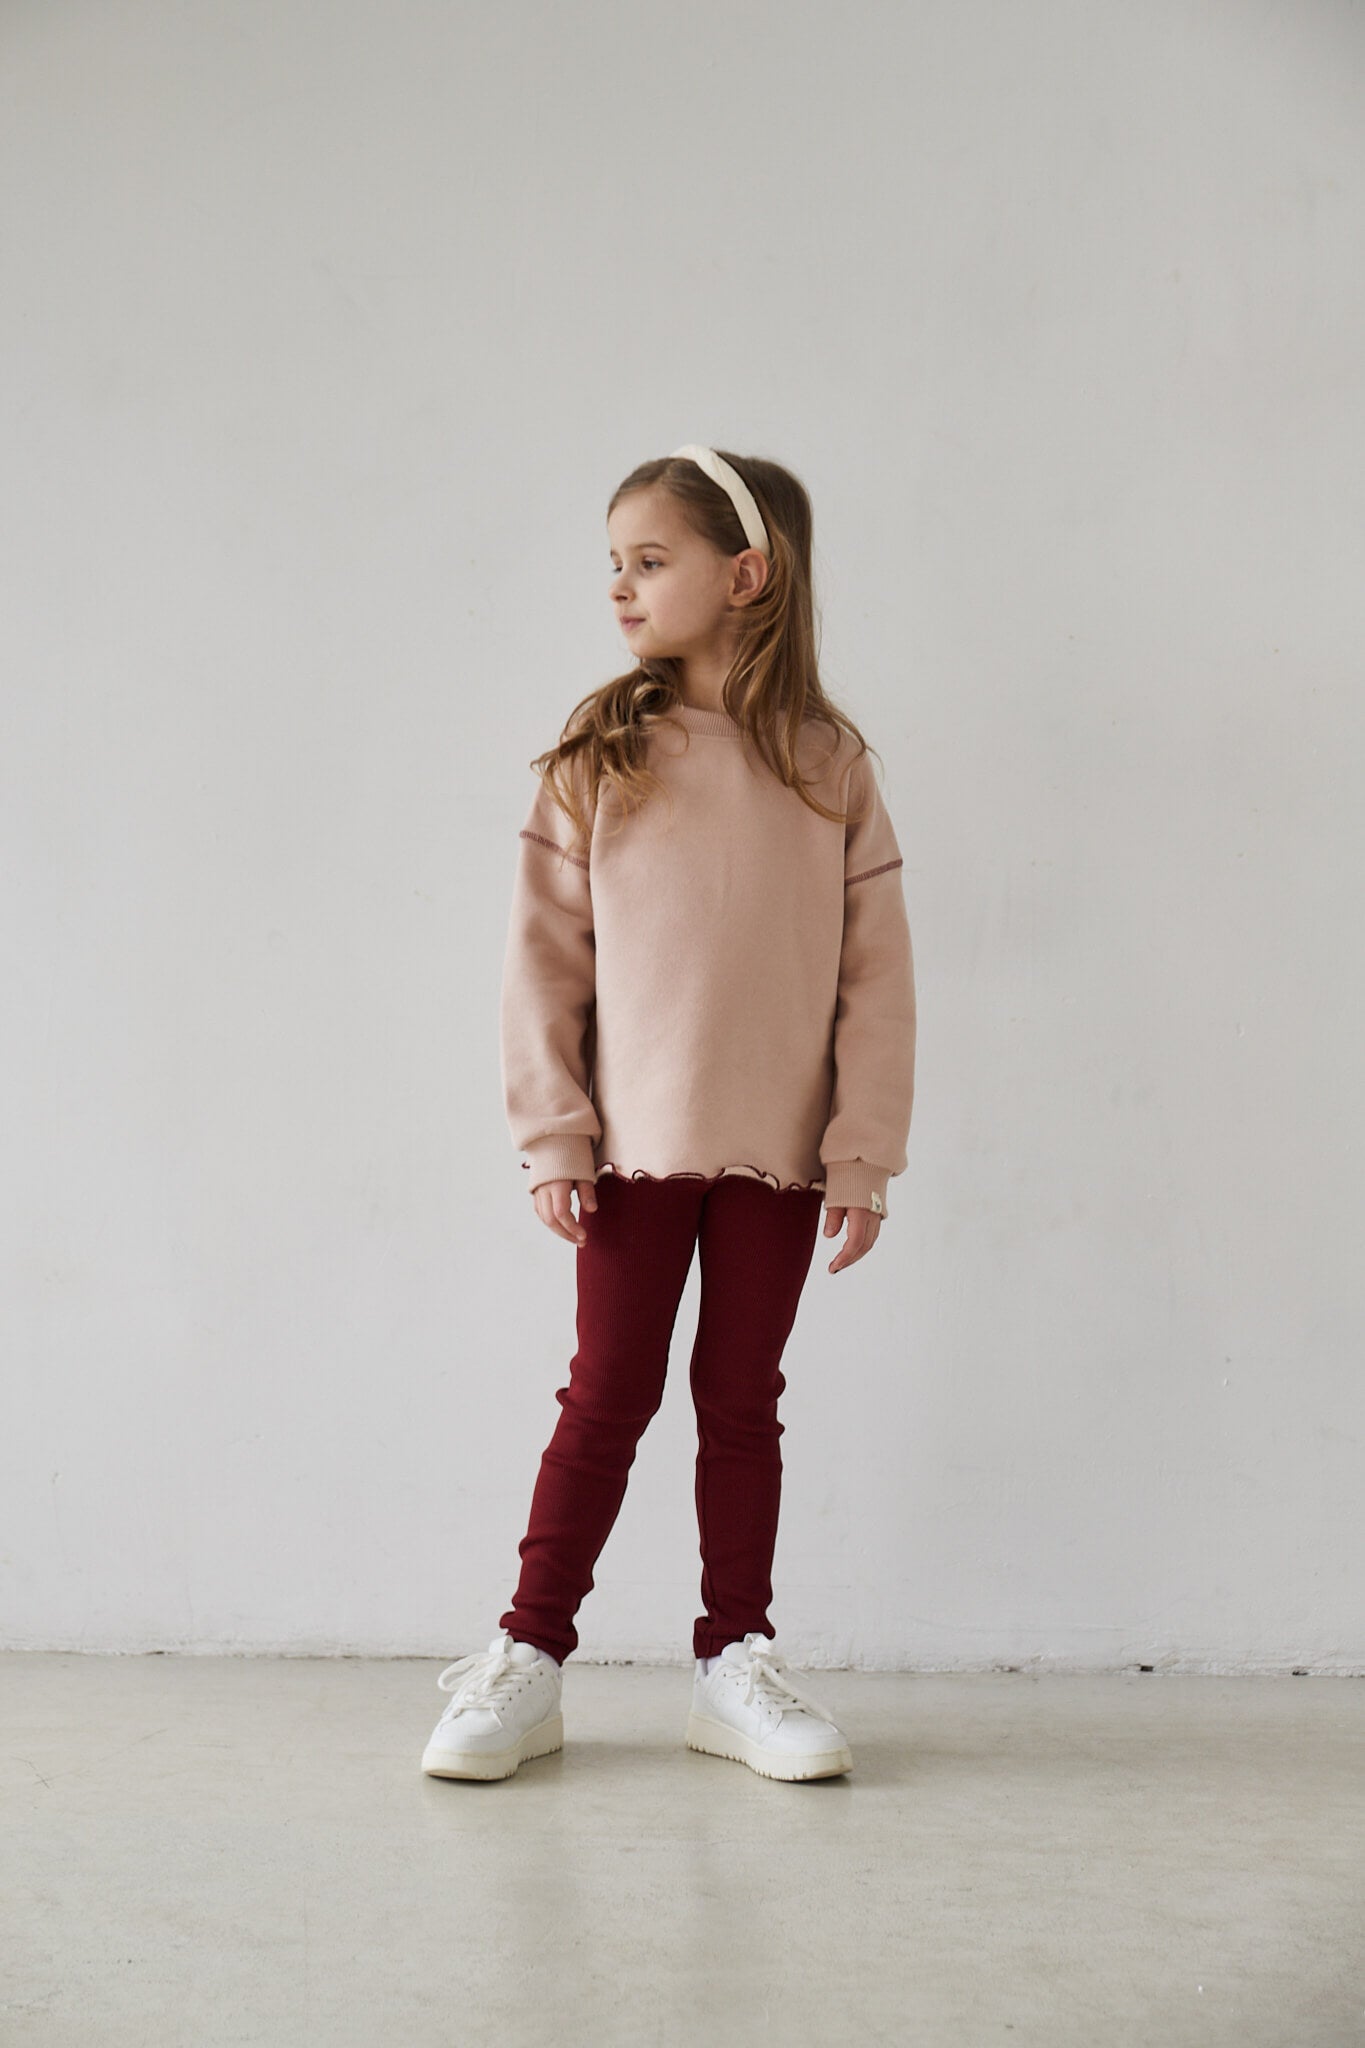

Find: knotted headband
670;444;771;558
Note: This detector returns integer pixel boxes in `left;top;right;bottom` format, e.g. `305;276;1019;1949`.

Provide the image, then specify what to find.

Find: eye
609;558;662;573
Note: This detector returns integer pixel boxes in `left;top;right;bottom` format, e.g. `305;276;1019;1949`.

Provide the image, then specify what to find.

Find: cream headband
670;444;771;558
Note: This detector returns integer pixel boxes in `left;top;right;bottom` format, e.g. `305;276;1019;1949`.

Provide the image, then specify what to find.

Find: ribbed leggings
499;1169;824;1664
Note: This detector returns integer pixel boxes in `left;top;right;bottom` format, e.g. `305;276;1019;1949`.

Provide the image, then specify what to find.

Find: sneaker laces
732;1635;833;1721
434;1635;537;1721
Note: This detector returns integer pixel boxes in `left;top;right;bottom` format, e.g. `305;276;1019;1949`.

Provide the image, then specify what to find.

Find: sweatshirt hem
593;1160;827;1195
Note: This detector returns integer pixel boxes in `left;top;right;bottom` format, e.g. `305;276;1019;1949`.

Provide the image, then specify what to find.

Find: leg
500;1172;704;1663
688;1177;823;1660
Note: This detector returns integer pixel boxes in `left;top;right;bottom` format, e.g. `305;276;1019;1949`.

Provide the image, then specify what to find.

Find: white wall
3;0;1362;1670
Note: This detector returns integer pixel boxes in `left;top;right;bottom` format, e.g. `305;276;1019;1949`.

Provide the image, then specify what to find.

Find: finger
846;1217;880;1267
553;1189;588;1245
533;1191;579;1244
828;1210;879;1273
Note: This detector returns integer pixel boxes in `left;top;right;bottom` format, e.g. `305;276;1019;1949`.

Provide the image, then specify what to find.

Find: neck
677;636;738;713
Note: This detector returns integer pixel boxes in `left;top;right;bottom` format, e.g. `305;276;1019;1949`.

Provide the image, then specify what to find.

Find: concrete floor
2;1655;1363;2047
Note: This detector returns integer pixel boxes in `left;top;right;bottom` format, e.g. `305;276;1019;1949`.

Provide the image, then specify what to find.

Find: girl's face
607;486;764;662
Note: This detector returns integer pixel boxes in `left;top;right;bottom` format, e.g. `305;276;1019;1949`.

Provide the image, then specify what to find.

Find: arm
818;747;917;1218
499;768;601;1194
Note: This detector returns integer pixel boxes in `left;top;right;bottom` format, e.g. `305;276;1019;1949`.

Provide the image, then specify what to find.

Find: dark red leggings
499;1170;824;1664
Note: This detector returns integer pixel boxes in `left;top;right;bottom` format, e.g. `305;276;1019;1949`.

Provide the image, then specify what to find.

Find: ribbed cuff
521;1134;599;1193
821;1160;891;1217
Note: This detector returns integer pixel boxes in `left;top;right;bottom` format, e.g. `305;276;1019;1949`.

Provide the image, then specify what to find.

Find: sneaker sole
421;1711;564;1781
685;1707;852;1781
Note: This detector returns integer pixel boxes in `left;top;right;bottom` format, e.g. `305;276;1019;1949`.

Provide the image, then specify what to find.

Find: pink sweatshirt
499;704;917;1216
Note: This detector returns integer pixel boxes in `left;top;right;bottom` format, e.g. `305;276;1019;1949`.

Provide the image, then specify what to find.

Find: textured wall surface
3;0;1362;1667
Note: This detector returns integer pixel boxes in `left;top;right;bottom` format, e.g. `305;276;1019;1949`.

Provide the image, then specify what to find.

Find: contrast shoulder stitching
520;828;588;870
847;856;903;886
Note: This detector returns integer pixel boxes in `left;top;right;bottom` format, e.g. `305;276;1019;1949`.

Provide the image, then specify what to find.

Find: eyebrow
610;541;671;552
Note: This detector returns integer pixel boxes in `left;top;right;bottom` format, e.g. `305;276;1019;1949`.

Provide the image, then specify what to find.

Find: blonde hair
529;448;878;854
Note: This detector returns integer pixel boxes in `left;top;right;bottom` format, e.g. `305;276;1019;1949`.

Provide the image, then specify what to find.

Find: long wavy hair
528;449;878;854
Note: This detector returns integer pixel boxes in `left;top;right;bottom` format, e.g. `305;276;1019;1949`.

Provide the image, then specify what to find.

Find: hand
822;1204;881;1274
532;1177;599;1246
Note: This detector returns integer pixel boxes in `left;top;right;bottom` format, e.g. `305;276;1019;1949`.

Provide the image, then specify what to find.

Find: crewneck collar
671;705;743;737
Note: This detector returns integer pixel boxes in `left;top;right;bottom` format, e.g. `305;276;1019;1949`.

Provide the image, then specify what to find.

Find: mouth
620;615;644;630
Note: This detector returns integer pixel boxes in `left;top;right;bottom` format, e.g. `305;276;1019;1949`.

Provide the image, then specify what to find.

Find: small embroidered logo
870;1192;884;1214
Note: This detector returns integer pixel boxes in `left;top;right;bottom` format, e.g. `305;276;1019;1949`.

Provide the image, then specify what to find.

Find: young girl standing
422;446;916;1785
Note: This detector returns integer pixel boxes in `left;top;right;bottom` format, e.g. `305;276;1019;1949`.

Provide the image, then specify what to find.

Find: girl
422;445;916;1785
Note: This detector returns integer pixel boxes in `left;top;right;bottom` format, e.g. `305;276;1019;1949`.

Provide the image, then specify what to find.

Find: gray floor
3;1654;1363;2047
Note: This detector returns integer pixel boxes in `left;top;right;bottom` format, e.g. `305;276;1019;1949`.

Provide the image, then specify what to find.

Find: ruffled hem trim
592;1160;827;1195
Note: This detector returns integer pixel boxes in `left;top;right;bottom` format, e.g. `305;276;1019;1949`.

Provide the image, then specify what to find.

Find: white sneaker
686;1631;853;1781
421;1631;564;1781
